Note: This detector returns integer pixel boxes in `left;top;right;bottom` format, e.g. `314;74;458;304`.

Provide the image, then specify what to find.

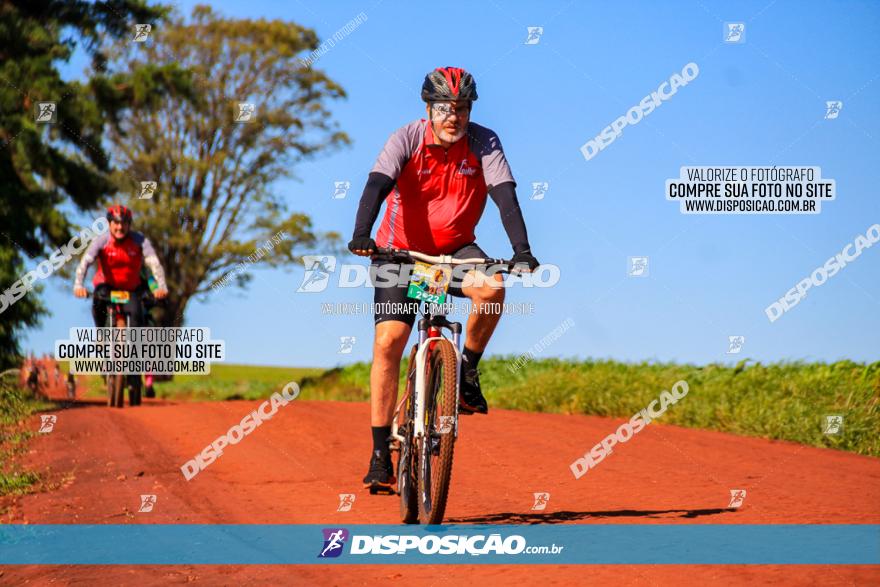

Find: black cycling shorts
371;242;489;327
92;283;149;328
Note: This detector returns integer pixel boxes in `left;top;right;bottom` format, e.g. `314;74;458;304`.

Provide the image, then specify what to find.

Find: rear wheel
417;339;458;525
398;345;420;524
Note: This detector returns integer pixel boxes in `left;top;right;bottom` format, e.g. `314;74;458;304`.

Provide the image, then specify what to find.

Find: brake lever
506;261;534;276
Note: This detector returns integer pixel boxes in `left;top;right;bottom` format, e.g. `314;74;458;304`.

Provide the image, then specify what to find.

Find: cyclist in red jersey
73;205;168;326
349;67;540;490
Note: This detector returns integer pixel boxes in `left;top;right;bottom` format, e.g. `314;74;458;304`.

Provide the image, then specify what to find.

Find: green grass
0;375;43;497
300;357;880;457
83;363;324;402
0;471;40;495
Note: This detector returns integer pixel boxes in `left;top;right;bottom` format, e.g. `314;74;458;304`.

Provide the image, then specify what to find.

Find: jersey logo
457;159;477;176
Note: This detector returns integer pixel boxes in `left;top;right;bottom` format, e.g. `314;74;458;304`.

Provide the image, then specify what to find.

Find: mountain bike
374;247;515;525
91;287;153;408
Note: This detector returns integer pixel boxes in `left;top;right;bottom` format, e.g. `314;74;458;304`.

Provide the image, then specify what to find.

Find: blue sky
23;0;880;367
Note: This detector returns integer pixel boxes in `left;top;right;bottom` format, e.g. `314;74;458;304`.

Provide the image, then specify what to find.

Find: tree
102;4;349;327
0;0;193;369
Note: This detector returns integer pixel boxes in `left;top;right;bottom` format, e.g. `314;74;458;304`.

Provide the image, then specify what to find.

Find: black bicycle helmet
421;66;478;102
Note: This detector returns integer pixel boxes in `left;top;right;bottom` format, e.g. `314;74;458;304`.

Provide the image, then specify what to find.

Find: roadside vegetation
0;374;47;497
300;358;880;457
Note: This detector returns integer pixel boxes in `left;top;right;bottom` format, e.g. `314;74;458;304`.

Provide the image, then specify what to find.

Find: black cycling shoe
363;450;396;492
459;366;488;415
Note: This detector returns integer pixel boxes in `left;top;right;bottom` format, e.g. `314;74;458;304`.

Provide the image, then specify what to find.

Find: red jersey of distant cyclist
82;232;154;291
372;119;516;255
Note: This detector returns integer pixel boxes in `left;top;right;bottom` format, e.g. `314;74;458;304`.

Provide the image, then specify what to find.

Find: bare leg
370;320;413;426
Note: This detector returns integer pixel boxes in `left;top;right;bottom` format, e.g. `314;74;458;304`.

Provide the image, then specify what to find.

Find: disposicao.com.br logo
297;255;561;292
318;528;350;558
317;528;564;558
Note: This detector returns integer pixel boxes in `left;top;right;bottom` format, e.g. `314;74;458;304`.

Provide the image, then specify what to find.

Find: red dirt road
2;398;879;585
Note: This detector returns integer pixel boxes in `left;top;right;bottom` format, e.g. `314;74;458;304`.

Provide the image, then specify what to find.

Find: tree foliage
0;0;192;369
103;4;350;326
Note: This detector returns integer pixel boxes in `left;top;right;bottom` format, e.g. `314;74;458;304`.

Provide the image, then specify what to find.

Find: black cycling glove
348;237;377;255
511;249;540;271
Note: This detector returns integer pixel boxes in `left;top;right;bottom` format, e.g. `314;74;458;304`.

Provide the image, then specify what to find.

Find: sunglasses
430;102;471;121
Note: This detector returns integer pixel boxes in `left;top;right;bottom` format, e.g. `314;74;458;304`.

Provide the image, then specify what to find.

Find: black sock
372;425;392;453
462;347;483;370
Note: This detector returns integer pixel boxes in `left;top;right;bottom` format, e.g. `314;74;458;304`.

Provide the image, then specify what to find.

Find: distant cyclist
349;66;540;491
73;204;168;331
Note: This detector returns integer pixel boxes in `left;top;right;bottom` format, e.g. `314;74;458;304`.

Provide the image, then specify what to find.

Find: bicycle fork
390;317;463;448
413;318;462;441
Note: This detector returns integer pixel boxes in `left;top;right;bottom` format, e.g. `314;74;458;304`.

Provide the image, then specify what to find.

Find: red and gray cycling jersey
372;119;516;255
75;231;167;292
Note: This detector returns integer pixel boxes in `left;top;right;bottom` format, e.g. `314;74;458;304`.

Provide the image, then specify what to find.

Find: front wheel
417;339;458;525
107;374;124;408
107;312;126;408
129;376;142;406
398;345;419;524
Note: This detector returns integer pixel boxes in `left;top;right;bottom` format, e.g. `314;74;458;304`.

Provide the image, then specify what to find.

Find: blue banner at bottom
0;524;877;565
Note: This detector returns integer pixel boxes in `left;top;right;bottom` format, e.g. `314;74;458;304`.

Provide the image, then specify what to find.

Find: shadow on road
446;508;735;524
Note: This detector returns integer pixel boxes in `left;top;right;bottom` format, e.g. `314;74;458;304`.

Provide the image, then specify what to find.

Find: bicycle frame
107;305;130;331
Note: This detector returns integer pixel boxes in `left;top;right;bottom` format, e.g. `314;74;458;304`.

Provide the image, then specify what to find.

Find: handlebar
371;247;518;269
85;288;156;303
